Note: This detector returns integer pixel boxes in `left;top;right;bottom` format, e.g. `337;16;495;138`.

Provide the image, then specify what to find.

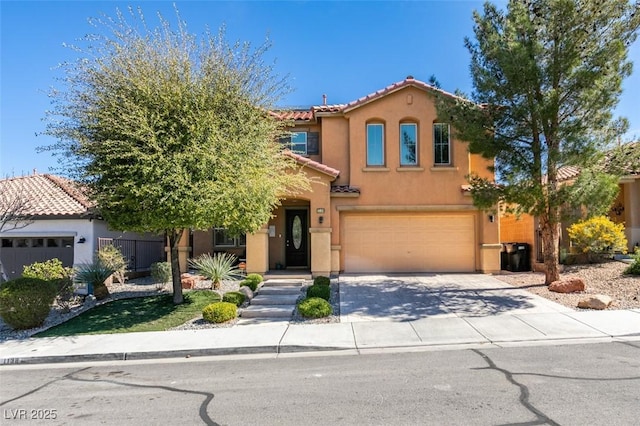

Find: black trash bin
504;242;530;272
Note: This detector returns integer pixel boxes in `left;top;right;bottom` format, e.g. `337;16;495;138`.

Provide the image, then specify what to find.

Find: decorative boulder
577;295;612;310
238;285;254;301
181;273;197;289
549;277;585;293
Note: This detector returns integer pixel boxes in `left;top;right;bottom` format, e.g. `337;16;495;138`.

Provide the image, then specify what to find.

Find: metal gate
97;238;164;271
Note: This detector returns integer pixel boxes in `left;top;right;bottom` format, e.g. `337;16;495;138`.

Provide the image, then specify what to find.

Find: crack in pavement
0;367;219;426
471;349;560;426
64;371;219;426
0;367;91;406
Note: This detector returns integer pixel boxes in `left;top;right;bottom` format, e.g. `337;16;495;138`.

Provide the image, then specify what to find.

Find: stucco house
500;142;640;269
188;77;502;276
0;173;164;280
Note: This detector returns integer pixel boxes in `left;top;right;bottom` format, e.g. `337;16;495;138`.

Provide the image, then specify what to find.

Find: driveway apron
339;274;572;323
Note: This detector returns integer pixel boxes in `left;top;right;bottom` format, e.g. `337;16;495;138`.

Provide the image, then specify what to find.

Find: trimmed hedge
222;291;246;307
0;277;57;329
307;284;330;301
313;276;330;286
202;302;237;323
298;297;332;319
240;274;262;291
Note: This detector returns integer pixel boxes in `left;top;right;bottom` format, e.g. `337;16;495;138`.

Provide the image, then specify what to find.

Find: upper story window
366;123;385;166
400;123;418;166
291;132;307;155
433;123;451;165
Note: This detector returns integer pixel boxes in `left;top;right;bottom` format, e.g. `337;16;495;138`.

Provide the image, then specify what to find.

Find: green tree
42;8;309;303
436;0;639;284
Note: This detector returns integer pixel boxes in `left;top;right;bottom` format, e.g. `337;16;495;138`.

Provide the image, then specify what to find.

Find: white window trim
433;123;451;165
291;132;308;155
400;122;418;166
366;123;385;166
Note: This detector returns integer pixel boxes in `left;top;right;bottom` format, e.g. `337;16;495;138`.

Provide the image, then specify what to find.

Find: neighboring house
500;142;640;269
189;77;501;276
0;173;164;280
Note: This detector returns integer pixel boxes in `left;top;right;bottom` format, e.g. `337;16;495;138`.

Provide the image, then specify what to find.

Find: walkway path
238;279;305;323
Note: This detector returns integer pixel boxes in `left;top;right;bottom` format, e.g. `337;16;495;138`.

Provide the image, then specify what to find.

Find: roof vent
322;94;327;106
406;75;414;80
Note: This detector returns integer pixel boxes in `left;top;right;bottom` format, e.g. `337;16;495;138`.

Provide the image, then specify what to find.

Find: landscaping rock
549;277;585;293
238;285;254;301
180;273;200;289
577;294;612;310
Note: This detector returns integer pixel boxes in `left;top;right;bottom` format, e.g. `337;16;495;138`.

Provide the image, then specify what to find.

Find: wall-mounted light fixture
316;208;325;214
319;216;324;224
77;237;86;244
488;215;495;223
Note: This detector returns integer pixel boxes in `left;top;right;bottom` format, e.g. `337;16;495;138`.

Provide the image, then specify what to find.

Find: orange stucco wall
500;213;535;246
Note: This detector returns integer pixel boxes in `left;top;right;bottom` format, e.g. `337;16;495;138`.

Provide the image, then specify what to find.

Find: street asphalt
1;274;639;365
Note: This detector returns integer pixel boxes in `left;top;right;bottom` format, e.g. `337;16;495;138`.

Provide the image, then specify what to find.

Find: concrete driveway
339;274;572;322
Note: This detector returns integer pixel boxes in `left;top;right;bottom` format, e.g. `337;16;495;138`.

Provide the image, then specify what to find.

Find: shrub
307;284;330;301
567;216;628;261
74;259;116;300
222;291;246;307
202;302;237;323
313;276;330;286
240;274;263;292
22;259;75;312
240;279;259;292
298;297;332;319
150;262;172;284
22;258;72;281
97;245;128;284
245;273;263;284
0;277;57;329
624;250;640;276
189;253;241;290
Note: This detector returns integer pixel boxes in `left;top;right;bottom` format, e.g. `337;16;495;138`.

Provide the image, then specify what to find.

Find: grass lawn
35;290;221;337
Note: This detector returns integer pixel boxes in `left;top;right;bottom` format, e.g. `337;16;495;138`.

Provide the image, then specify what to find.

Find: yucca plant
74;259;116;300
189;253;241;290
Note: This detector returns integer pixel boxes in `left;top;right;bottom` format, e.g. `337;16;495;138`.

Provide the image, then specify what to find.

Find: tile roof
341;77;468;113
272;77;468;122
285;151;340;178
556;166;582;182
0;174;93;217
331;185;360;194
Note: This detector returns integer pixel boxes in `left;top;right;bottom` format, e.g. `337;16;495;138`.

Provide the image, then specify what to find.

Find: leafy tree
0;177;34;281
436;0;639;284
42;8;309;303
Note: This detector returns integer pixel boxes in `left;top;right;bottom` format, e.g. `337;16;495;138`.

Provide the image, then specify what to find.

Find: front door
285;209;308;267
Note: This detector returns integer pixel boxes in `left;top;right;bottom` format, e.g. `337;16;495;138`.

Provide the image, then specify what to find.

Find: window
214;228;246;248
366;123;384;166
433;123;451;165
291;132;307;155
400;123;418;166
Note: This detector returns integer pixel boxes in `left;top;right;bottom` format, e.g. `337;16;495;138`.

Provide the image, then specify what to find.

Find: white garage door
343;214;476;273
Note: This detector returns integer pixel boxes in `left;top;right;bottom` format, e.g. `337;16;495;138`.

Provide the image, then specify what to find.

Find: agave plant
189;253;241;290
74;259;116;300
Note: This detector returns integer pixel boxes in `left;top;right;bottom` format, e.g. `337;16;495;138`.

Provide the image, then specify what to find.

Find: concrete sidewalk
1;309;639;365
1;274;639;365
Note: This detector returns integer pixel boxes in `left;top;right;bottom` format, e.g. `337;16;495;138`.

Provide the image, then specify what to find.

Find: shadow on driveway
339;275;542;322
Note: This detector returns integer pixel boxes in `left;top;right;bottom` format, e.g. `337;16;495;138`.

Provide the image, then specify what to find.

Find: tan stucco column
309;227;331;277
246;228;269;275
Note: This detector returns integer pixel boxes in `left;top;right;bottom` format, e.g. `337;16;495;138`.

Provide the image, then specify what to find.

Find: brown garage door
343;214;476;273
0;237;74;280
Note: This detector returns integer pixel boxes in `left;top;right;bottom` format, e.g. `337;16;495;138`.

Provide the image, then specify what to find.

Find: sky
1;0;639;177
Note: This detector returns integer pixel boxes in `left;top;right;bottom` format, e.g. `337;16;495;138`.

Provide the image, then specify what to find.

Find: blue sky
1;0;639;177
